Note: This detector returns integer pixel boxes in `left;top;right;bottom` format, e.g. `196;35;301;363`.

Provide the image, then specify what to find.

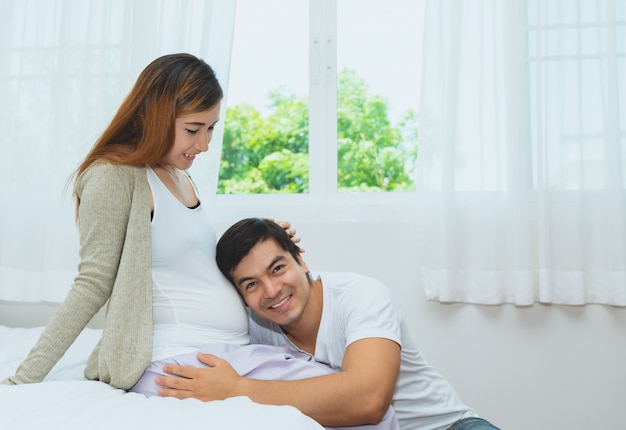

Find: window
217;0;425;219
526;0;626;190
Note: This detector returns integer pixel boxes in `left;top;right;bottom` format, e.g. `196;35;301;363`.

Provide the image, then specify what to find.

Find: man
156;218;500;430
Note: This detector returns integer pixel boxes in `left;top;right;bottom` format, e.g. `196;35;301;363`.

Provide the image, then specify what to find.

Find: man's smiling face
231;238;312;330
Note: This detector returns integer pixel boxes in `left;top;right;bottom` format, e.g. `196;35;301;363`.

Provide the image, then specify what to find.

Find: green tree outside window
218;69;418;194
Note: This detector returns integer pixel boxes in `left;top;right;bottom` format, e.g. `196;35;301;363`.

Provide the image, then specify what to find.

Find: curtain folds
417;0;626;306
0;0;236;302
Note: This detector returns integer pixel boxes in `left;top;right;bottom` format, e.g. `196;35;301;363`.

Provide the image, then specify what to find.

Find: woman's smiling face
166;103;220;170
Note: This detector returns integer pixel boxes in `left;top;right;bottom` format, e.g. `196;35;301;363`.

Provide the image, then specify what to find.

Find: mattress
0;325;325;430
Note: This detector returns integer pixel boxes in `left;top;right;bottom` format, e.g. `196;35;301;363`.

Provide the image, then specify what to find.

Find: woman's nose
196;134;210;152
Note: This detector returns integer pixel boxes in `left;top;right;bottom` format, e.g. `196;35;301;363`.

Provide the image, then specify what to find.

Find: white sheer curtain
0;0;236;302
417;0;626;306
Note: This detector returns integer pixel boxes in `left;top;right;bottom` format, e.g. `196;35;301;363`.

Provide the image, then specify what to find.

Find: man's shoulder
318;272;399;321
318;272;404;348
317;271;380;285
318;272;390;297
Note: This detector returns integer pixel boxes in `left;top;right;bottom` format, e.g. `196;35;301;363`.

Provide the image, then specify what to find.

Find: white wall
1;219;625;430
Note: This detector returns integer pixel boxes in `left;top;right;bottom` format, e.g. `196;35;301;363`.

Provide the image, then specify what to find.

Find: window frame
215;0;420;223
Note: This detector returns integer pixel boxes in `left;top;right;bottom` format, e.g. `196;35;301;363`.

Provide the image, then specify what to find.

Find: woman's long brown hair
70;53;222;217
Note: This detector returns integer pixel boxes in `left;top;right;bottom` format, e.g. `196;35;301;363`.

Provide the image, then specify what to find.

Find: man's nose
264;279;282;298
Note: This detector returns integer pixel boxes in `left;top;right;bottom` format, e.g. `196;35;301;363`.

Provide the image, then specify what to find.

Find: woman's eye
186;128;199;135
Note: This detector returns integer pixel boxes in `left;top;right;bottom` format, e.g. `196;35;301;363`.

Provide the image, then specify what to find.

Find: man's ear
297;253;310;273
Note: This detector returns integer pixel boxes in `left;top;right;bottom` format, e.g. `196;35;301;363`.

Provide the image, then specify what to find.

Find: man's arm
156;337;400;427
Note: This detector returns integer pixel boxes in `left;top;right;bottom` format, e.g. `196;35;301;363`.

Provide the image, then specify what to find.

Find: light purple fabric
130;343;399;430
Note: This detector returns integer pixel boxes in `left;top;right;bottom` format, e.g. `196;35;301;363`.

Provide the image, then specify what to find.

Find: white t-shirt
248;271;477;430
148;167;249;360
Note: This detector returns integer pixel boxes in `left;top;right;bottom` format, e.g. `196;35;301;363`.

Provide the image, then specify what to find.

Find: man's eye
245;281;257;290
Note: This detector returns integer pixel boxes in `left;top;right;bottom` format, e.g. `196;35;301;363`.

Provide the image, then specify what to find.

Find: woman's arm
3;164;131;385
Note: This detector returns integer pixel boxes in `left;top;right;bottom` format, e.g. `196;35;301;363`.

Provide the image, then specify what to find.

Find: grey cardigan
3;163;153;389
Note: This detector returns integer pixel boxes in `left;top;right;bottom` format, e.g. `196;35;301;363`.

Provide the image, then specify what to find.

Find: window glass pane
219;0;309;194
336;0;423;192
527;0;625;190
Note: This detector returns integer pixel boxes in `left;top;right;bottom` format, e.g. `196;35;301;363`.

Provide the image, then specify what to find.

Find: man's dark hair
216;217;301;285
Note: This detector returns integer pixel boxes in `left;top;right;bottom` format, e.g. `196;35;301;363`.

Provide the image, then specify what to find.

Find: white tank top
147;167;249;360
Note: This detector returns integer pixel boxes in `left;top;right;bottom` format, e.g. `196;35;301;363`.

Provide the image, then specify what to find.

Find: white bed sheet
0;325;325;430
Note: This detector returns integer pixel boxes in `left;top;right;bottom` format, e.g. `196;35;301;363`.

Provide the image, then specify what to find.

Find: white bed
0;325;325;430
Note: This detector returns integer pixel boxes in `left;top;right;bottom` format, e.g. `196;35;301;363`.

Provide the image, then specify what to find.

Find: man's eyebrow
236;276;253;288
267;255;286;269
235;255;286;287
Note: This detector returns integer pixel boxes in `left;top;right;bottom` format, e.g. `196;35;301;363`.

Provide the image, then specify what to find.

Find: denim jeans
446;417;501;430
